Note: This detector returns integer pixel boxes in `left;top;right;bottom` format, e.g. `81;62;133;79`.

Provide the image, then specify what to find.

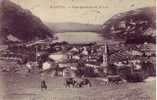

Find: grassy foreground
0;72;155;100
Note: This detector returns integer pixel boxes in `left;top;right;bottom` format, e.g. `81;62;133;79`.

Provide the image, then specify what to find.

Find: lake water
55;32;104;44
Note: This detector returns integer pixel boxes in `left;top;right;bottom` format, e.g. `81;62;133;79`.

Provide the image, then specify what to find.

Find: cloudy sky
11;0;155;24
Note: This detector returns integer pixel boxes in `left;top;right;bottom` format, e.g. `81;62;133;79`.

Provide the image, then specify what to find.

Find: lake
55;32;104;44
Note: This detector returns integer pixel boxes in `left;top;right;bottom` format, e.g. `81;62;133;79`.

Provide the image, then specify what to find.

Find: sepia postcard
0;0;156;100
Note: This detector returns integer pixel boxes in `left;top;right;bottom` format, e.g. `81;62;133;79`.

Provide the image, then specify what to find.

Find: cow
75;78;92;88
64;78;76;88
105;75;125;85
64;77;92;88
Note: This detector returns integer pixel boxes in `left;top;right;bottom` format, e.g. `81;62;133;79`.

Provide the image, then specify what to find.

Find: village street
0;72;155;100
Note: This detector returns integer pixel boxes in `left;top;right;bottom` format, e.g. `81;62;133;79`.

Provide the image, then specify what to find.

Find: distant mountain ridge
45;22;101;33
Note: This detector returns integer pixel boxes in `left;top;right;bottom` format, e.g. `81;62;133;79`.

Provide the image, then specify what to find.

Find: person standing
40;72;48;91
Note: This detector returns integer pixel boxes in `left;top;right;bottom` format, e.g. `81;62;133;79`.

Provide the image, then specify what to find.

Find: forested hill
0;0;53;44
101;7;156;44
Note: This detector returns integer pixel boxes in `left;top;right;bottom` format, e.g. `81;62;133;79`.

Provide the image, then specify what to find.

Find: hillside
0;0;53;44
101;7;156;44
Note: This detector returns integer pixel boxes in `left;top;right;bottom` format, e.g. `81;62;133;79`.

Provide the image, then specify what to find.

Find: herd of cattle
40;75;125;90
64;75;125;88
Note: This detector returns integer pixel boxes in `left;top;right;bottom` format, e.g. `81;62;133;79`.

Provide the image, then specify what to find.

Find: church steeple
101;42;109;74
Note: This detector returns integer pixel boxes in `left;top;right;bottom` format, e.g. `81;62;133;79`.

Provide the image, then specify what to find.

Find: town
0;39;155;82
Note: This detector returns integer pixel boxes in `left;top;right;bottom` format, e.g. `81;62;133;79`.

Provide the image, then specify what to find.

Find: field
0;72;155;100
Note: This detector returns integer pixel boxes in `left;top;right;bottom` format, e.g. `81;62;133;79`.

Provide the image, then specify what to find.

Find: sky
11;0;155;24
